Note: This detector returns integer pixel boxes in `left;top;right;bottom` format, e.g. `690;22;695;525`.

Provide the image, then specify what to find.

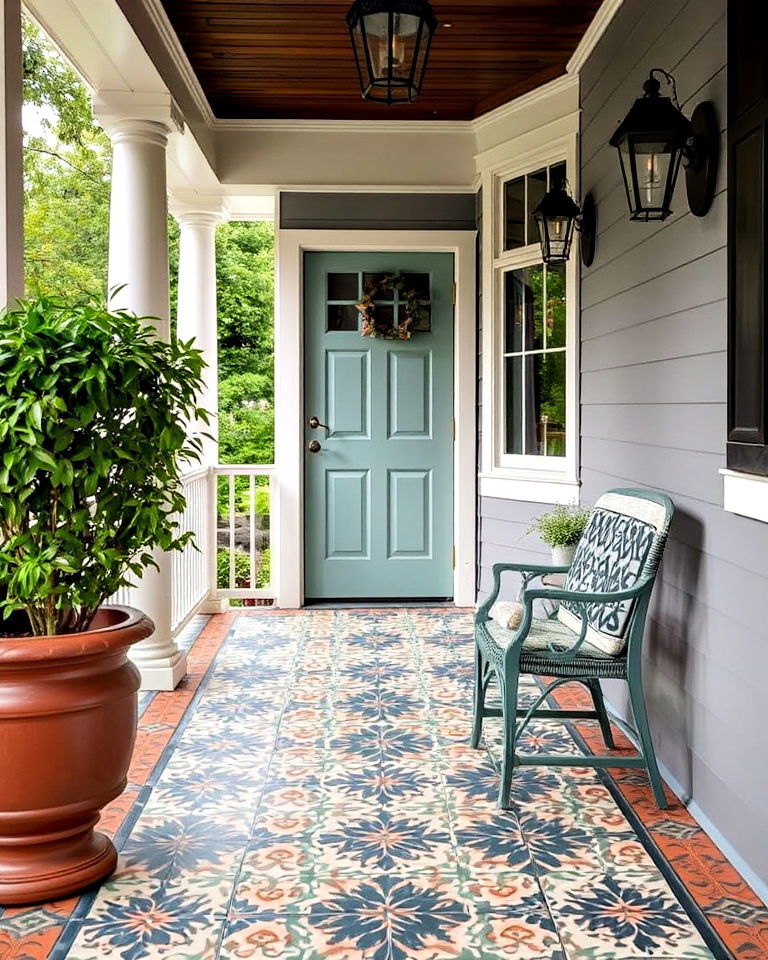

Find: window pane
327;304;359;331
545;262;567;348
527;168;548;244
504;270;524;352
532;351;566;457
504;176;525;249
504;356;523;454
505;266;544;352
327;272;359;300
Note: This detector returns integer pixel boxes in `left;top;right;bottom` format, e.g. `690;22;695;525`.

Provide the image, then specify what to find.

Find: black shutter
728;0;768;473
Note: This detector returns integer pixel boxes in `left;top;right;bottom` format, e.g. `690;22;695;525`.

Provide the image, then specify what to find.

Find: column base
134;649;188;691
199;596;230;614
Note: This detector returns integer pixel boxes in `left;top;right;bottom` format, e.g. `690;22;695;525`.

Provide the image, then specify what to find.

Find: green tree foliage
23;19;111;300
21;19;275;466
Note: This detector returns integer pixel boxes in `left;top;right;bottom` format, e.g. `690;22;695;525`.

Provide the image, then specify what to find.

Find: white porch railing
211;464;276;604
171;466;211;632
114;463;277;639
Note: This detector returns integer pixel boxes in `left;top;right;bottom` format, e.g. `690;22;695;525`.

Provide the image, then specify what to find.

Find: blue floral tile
540;871;714;959
65;887;225;960
119;813;249;882
323;759;442;806
308;808;457;875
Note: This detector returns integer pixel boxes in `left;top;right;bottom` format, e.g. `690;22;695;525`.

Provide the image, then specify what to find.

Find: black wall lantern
532;182;597;267
609;69;718;221
347;0;437;105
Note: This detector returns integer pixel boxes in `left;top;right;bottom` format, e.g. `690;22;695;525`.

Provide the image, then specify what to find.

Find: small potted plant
529;504;591;566
0;296;207;905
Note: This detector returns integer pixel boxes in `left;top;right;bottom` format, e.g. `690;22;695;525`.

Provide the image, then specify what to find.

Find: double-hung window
481;149;579;503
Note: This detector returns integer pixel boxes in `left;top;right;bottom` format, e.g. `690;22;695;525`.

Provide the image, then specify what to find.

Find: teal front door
304;251;455;601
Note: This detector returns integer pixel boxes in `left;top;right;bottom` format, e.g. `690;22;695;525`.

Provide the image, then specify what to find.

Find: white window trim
480;133;580;503
721;469;768;524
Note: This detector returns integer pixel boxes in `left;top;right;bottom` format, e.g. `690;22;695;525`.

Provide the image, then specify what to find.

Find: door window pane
327;304;359;331
399;303;431;332
401;272;431;300
362;273;393;301
327;272;359;300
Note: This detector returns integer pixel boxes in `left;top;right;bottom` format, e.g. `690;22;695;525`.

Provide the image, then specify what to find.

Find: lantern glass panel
618;136;683;220
536;213;575;263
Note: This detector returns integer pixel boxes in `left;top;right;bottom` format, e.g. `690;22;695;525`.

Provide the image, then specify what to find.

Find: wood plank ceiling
158;1;602;121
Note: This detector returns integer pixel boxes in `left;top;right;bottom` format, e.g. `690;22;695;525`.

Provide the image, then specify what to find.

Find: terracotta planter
0;605;153;905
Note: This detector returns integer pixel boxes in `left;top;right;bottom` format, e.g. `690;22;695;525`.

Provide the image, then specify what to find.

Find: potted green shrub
0;296;207;905
529;504;591;566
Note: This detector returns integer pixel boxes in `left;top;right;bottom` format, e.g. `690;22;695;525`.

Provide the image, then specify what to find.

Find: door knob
309;416;330;432
308;439;322;453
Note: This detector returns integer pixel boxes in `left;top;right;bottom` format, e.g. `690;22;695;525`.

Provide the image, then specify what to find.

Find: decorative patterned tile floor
1;609;765;960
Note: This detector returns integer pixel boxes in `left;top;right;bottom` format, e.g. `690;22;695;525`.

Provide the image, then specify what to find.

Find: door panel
327;351;370;438
388;469;432;558
388;351;432;438
325;470;370;559
304;251;454;600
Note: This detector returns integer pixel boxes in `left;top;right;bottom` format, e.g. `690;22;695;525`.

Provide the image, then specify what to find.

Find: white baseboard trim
603;700;768;906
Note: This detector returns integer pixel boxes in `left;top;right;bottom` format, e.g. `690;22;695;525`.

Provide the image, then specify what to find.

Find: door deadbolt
308;439;322;453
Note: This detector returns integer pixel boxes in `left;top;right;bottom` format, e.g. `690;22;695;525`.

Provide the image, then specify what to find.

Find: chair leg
498;668;520;810
586;679;615;749
627;672;667;810
471;644;486;749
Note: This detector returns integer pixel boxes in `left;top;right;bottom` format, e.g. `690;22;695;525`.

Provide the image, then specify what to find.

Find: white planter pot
551;544;576;567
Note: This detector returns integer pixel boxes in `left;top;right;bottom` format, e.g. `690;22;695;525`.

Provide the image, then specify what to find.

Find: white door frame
275;228;477;608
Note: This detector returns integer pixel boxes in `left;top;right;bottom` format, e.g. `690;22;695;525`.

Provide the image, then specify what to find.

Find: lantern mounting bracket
578;193;597;268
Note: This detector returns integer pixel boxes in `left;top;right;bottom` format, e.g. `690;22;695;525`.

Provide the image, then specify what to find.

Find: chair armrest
492;562;571;577
475;562;572;623
522;575;655;606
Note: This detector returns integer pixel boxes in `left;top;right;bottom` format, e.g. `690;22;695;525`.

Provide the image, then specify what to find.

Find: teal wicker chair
472;488;674;810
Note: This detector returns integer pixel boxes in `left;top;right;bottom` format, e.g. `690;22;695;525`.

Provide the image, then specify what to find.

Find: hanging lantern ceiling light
609;69;718;222
346;0;437;105
532;181;597;267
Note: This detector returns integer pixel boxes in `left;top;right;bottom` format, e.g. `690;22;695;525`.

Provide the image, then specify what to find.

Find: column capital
170;194;231;228
94;91;184;143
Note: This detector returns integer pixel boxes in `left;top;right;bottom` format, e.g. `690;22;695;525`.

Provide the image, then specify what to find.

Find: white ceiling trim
566;0;625;75
140;0;215;126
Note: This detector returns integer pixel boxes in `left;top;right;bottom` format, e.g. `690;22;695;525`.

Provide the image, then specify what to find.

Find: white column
97;100;186;691
0;0;23;307
173;203;228;464
173;201;229;615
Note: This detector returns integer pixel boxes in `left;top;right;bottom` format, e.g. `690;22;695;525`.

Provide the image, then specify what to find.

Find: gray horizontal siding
581;0;768;885
280;192;476;230
477;497;551;601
